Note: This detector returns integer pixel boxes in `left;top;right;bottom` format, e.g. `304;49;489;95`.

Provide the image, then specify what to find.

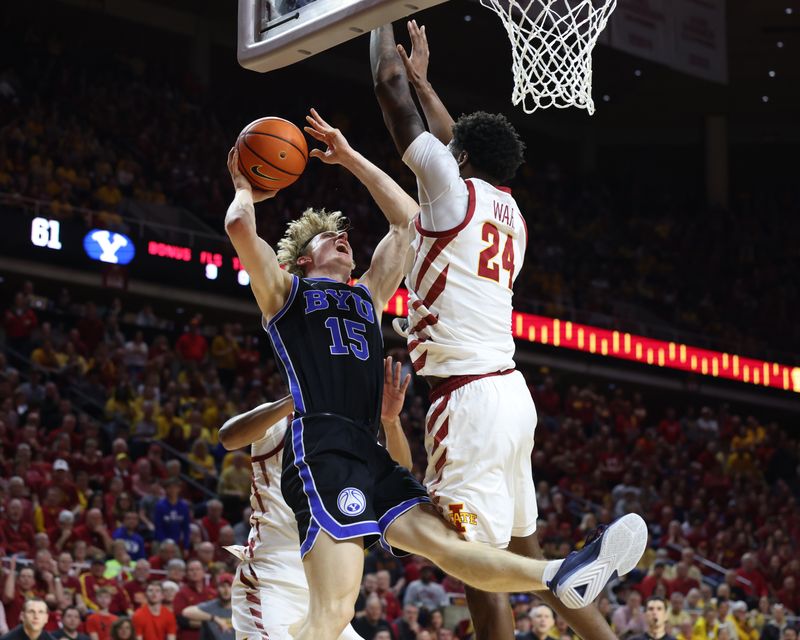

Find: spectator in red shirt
76;303;104;355
54;552;81;606
2;500;36;556
4;293;38;362
667;562;701;596
147;541;178;574
2;559;45;628
638;560;670;599
658;408;683;445
198;501;228;545
123;560;152;609
79;557;131;615
234;335;259;376
34;488;65;536
74;440;105;484
51;460;80;509
85;590;118;640
172;561;215;640
73;510;113;557
174;320;207;364
735;553;770;600
777;576;800;614
52;512;80;554
535;376;562;429
375;570;401;622
132;583;177;640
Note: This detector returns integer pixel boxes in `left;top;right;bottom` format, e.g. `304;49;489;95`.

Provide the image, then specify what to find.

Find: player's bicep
402;132;469;232
403;132;460;199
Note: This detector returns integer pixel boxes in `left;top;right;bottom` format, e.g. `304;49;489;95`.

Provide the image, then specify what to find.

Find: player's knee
309;600;354;632
386;503;459;558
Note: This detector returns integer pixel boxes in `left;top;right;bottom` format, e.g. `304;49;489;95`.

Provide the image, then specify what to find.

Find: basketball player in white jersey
220;358;414;640
371;21;630;640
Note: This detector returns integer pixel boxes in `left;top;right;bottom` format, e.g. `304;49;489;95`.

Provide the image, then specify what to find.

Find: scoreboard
23;215;252;293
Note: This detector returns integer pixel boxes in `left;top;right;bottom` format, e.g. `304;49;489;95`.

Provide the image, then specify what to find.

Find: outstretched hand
227;147;278;203
381;356;411;422
304;108;356;166
397;20;430;88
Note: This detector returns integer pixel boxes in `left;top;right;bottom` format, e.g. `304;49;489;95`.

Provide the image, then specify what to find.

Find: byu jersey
264;276;384;428
246;417;297;555
406;178;527;376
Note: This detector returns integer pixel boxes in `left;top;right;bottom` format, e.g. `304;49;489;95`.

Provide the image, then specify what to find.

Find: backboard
238;0;448;73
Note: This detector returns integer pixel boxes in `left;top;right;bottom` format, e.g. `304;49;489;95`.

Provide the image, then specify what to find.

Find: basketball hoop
479;0;617;115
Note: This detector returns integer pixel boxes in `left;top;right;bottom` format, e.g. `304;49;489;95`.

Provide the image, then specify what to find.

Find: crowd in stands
1;22;798;362
1;279;799;640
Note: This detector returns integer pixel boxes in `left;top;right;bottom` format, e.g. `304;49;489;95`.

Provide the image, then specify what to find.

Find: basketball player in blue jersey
225;108;647;640
370;21;639;640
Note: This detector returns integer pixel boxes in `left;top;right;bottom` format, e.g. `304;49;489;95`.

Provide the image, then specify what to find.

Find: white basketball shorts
423;369;538;548
231;550;363;640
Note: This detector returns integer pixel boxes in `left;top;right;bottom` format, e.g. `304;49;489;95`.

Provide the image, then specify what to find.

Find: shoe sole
555;513;648;609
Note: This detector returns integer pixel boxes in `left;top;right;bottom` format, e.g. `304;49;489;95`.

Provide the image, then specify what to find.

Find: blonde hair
276;208;349;276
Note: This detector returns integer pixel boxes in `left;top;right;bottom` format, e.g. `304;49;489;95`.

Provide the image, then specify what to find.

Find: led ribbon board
382;289;800;394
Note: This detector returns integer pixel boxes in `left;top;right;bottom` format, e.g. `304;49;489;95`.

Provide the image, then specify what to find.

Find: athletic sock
542;559;563;586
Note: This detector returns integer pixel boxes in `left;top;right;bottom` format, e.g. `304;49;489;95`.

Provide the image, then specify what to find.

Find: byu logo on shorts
337;488;366;517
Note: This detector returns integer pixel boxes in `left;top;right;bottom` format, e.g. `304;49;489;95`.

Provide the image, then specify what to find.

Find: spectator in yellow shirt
692;606;719;640
187;440;217;483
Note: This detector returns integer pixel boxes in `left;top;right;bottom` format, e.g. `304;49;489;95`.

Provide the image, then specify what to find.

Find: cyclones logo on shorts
337;488;367;516
448;503;478;533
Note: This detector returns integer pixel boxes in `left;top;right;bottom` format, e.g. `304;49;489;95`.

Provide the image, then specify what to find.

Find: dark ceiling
15;0;800;144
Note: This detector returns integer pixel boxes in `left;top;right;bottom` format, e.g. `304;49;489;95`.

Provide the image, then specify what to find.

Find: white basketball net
479;0;617;115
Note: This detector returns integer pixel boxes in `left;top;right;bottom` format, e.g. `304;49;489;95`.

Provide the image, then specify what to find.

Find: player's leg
292;531;365;640
231;559;308;640
337;624;366;640
386;503;647;607
423;373;534;639
387;503;551;591
463;587;515;640
508;533;618;640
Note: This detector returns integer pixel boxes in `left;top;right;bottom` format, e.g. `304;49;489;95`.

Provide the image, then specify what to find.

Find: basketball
236;117;308;191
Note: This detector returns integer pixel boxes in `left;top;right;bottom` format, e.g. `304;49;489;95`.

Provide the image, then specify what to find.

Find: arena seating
1;281;798;639
1;30;798;363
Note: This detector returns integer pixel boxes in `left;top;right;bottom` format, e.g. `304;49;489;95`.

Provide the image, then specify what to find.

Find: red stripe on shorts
434;449;448;473
431;418;449;454
426;393;450;434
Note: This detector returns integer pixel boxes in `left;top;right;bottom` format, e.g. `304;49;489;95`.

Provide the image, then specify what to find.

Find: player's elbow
373;70;408;103
217;423;236;450
224;210;254;239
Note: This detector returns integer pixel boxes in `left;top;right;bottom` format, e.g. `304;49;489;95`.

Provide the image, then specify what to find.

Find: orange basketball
236;117;308;191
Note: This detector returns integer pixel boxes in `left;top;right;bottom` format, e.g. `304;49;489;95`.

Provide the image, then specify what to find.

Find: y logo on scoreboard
83;230;136;265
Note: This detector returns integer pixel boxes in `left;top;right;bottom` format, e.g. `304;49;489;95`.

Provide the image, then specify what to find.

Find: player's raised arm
397;20;455;145
381;356;413;470
304;108;416;311
304;109;418;228
370;24;427;155
224;149;294;321
218;395;294;451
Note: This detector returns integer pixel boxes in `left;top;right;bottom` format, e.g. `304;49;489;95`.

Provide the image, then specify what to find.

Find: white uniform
402;132;538;548
227;417;362;640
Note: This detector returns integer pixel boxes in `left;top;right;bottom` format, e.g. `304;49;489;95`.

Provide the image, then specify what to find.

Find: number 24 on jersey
477;222;515;289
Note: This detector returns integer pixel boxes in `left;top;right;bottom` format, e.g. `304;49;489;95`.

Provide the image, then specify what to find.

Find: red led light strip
383;289;800;394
